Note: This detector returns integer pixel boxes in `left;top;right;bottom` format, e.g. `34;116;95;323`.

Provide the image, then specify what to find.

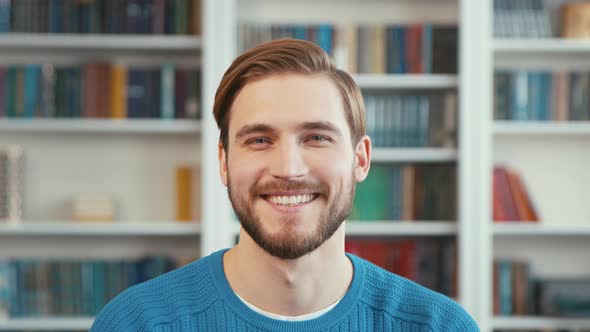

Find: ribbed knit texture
90;249;479;331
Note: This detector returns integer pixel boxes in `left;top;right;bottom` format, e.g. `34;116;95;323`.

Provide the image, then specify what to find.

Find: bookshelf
371;147;457;162
486;0;590;331
0;317;92;331
353;74;458;89
0;222;200;237
0;34;202;52
346;221;457;236
0;1;205;327
0;119;201;134
492;316;590;330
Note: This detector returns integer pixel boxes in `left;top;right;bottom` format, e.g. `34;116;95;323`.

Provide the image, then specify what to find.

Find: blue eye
308;135;329;142
250;137;270;145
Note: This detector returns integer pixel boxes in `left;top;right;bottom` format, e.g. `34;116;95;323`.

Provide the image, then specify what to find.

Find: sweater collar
207;248;366;332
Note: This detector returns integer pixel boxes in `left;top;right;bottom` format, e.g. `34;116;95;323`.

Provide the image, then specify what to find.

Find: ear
353;135;371;183
218;142;228;187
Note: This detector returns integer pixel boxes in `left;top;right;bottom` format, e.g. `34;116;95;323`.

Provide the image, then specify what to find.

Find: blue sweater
91;249;479;331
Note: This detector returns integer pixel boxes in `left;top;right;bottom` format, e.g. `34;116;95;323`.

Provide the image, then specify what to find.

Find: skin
218;74;371;316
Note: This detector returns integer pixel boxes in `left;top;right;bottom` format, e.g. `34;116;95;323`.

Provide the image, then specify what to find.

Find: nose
268;138;308;180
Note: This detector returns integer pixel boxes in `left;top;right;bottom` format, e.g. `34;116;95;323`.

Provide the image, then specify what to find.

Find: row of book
494;260;590;317
346;238;457;297
494;71;590;121
364;92;456;148
351;163;456;221
493;166;539;222
0;146;23;222
0;0;201;35
0;256;189;318
238;23;458;74
493;0;552;38
0;64;201;120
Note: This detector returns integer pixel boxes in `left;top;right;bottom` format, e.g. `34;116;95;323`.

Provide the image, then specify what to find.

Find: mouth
261;193;320;206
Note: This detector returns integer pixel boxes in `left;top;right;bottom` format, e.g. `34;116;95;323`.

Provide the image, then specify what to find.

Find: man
91;39;479;331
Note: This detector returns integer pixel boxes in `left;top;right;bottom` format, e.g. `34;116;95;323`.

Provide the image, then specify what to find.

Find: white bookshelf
0;221;200;236
0;119;201;135
493;223;590;236
493;316;590;330
346;221;457;236
0;34;202;52
0;317;93;331
486;2;590;331
494;121;590;136
494;38;590;53
353;74;458;90
371;148;457;163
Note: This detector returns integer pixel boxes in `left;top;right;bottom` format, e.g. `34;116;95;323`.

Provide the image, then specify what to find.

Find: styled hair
212;38;366;150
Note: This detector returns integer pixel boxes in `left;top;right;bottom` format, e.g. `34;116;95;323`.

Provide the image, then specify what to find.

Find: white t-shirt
235;292;344;321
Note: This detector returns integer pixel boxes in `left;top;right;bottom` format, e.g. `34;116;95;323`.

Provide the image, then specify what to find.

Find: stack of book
351;163;456;221
0;0;201;35
346;238;457;297
0;64;201;120
0;255;189;318
494;260;590;317
364;91;457;148
238;23;458;74
494;70;590;121
493;166;538;222
493;0;552;38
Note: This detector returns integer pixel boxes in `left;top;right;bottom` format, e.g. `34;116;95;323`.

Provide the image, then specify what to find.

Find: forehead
228;74;349;136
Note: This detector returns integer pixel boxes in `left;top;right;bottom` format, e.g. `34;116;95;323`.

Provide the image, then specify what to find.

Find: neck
223;223;352;316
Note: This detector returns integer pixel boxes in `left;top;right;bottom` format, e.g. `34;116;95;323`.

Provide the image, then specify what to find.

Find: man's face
219;74;369;260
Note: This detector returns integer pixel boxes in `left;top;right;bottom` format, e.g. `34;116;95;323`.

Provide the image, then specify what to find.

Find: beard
227;169;356;260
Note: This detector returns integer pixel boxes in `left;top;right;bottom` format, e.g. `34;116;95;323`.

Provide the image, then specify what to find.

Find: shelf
0;34;202;52
493;223;590;236
0;119;201;135
493;316;590;330
371;148;457;162
353;74;458;89
346;221;457;236
494;39;590;54
494;121;590;136
0;222;201;236
0;317;93;331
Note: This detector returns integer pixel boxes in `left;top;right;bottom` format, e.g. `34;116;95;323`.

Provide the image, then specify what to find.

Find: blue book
0;68;6;117
393;27;407;74
511;71;529;121
539;72;552;121
0;261;10;317
23;65;41;118
49;0;61;33
499;261;513;315
422;24;433;73
0;0;10;33
316;24;333;56
294;25;306;40
160;63;175;119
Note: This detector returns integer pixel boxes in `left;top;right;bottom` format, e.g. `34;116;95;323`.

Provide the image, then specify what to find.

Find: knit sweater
90;249;479;331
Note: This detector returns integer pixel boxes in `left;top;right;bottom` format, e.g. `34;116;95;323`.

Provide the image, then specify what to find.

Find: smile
262;194;319;206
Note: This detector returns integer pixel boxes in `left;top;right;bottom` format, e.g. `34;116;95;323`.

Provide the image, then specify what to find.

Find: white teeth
267;194;315;206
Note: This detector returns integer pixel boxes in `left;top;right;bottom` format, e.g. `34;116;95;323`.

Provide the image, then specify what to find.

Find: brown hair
213;38;366;150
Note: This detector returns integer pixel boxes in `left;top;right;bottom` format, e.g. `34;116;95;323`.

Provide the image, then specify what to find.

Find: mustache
251;179;329;196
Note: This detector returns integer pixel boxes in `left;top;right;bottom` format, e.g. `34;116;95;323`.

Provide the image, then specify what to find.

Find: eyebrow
234;121;343;142
297;121;343;137
234;124;277;142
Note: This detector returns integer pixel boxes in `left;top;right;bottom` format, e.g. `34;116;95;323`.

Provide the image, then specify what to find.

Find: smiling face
219;74;370;260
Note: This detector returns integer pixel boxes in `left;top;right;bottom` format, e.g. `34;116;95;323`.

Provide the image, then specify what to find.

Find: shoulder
353;255;479;331
90;253;219;332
